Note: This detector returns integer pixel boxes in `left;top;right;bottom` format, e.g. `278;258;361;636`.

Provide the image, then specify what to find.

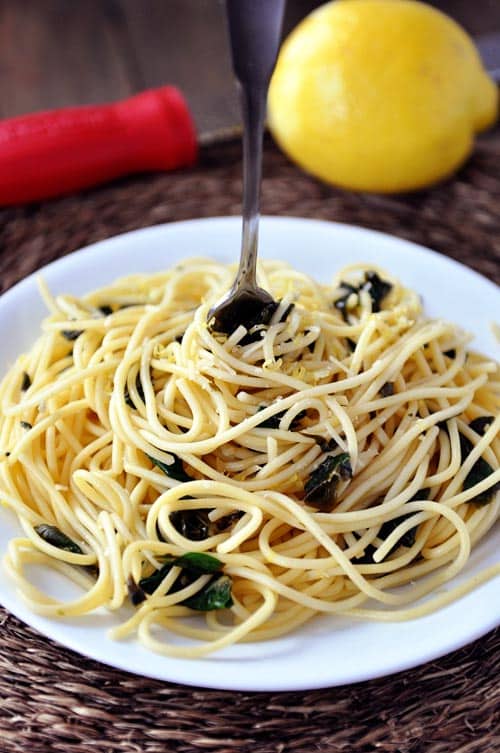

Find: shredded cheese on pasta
0;258;498;658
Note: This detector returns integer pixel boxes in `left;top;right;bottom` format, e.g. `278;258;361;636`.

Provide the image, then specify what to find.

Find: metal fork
207;0;286;333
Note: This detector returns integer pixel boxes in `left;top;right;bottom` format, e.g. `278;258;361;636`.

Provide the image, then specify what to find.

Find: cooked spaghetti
0;259;498;658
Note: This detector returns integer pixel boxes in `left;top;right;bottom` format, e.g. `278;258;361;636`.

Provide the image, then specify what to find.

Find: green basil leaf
35;524;83;555
98;305;113;316
362;271;392;312
21;372;31;391
169;509;211;540
182;575;233;611
174;552;223;574
460;433;499;505
334;272;392;321
379;382;395;397
139;558;176;594
334;282;358;323
378;489;429;550
316;437;338;453
61;329;83;341
256;406;307;430
126;575;147;606
147;452;193;483
304;453;352;511
469;416;494;435
353;489;429;564
138;552;224;596
124;372;145;409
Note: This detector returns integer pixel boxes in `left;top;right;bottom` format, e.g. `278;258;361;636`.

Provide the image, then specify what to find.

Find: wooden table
0;0;499;136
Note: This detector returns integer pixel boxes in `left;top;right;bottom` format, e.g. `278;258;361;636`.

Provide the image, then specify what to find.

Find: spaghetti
0;258;498;658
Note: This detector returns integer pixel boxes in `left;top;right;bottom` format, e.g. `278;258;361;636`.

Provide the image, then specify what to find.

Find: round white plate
0;217;498;691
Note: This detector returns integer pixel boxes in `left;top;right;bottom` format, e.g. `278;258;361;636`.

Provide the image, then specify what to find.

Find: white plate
0;217;498;691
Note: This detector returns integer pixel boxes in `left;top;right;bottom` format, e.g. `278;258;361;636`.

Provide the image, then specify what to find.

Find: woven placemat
0;137;499;753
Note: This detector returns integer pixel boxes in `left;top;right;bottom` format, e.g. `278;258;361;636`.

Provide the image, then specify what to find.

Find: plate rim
0;215;498;691
4;214;500;297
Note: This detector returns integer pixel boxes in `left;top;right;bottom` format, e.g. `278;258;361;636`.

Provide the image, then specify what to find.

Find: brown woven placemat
0;137;499;753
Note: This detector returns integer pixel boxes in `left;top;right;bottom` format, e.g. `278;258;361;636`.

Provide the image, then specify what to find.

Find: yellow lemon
268;0;498;193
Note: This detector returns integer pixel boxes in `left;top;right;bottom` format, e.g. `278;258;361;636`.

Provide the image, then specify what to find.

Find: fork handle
226;0;286;289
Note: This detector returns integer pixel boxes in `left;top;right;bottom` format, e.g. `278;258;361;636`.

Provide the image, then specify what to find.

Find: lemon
268;0;498;193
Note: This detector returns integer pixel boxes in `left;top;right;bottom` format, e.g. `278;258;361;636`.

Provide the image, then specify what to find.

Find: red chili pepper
0;87;198;206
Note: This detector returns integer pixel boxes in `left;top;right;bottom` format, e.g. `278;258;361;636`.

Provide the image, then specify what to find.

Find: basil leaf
459;433;499;505
377;515;418;549
278;302;295;322
174;552;223;574
98;305;113;316
139;558;176;594
182;575;233;611
169;509;211;540
21;372;31;391
61;329;83;341
361;271;392;312
469;416;494;436
138;553;224;598
124;373;145;409
256;406;307;430
378;490;429;549
216;510;243;531
304;453;352;511
379;382;395;397
334;272;392;321
35;524;83;555
334;282;358;323
148;452;193;483
353;489;429;564
316;437;338;453
126;575;147;606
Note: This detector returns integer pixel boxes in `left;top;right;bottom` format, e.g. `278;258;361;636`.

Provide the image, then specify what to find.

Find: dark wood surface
0;0;498;135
